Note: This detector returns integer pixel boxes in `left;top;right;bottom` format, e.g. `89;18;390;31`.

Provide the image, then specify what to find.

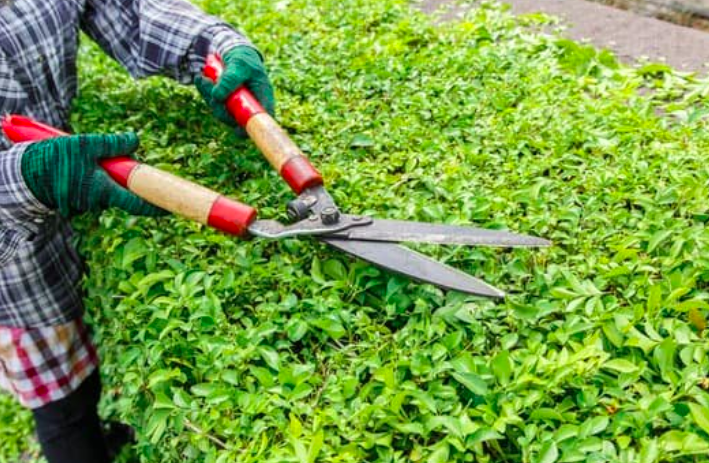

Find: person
0;1;275;461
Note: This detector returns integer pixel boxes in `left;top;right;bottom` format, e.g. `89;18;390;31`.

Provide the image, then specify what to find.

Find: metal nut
320;207;340;225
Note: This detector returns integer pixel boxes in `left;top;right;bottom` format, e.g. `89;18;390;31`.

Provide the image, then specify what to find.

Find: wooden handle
203;54;323;194
1;115;257;236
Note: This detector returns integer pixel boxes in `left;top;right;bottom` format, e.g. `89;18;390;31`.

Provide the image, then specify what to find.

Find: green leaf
250;366;276;387
153;391;176;410
647;284;662;312
310;257;326;285
427;443;449;463
647;230;672;254
147;369;186;390
323;259;347;280
639;438;659;463
638;63;673;76
146;409;171;444
221;370;240;386
579;416;609;437
491;351;513;385
536;441;559;463
469;428;503;445
653;338;677;383
602;359;639;373
289;413;303;439
121;237;149;269
350;133;375;148
688;403;709;435
393;421;425;435
258;346;281;371
530;408;565;422
311;317;346;339
136;269;174;293
172;389;192;409
287;319;309;341
307;429;324;463
451;372;488;395
660;430;709;453
189;384;209;397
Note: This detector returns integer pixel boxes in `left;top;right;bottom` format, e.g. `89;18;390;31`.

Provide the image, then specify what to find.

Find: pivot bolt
321;207;340;225
287;198;311;221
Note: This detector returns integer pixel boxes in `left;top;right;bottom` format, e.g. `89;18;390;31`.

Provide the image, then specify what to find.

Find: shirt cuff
187;24;254;79
0;144;54;264
0;143;53;224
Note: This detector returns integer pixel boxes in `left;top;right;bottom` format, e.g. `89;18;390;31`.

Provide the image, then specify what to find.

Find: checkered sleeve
187;24;259;77
79;0;253;84
0;144;53;266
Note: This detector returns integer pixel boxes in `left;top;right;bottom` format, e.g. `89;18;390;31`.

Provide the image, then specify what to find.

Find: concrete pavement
418;0;709;73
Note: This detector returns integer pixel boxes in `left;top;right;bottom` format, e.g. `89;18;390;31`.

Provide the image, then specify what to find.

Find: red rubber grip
281;156;324;194
203;54;265;126
99;157;139;188
207;196;257;236
2;115;65;142
1;115;136;187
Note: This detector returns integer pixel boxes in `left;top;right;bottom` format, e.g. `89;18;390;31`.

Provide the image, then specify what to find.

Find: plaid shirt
0;0;250;327
0;0;252;407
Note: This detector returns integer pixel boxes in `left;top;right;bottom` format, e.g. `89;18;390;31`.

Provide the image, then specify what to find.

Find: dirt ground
417;0;709;74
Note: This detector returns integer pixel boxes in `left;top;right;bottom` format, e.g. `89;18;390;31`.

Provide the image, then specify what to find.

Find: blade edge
327;219;551;247
320;237;505;298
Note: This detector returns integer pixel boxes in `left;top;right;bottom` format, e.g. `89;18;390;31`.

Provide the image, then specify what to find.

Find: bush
2;0;709;462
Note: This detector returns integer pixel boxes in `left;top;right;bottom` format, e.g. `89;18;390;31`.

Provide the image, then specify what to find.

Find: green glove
195;46;276;136
21;133;165;218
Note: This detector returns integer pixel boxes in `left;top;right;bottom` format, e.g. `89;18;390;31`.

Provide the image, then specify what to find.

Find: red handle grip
203;53;323;194
1;115;257;236
1;115;137;186
203;54;266;127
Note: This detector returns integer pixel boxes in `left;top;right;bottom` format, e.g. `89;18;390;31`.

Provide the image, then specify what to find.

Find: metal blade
320;237;505;298
325;219;550;247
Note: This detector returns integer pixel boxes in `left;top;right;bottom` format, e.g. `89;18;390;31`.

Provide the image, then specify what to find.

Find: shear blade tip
526;237;552;247
469;286;505;299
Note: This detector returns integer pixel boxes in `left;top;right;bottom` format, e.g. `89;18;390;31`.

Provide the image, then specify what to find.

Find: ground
418;0;709;72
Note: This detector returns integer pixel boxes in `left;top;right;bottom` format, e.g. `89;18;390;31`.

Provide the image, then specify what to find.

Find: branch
183;419;229;450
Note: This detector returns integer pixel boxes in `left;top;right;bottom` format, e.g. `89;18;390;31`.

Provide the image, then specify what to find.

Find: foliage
2;0;709;462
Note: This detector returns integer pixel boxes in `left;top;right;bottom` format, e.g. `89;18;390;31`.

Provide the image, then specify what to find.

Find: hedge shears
2;54;550;298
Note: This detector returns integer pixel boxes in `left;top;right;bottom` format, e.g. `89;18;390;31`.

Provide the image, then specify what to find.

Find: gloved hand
21;132;165;218
195;46;276;136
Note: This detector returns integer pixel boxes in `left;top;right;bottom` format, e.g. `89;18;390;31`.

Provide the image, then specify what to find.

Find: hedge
2;0;709;462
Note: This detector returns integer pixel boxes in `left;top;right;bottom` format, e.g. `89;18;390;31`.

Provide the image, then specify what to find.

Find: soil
417;0;709;74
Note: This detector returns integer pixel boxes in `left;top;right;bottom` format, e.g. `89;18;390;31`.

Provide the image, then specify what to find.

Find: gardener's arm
0;135;163;265
80;0;275;124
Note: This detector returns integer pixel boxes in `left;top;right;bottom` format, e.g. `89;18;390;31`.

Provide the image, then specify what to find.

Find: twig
184;418;229;450
310;363;330;408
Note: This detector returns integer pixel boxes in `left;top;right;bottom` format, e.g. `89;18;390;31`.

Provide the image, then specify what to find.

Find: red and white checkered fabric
0;317;98;409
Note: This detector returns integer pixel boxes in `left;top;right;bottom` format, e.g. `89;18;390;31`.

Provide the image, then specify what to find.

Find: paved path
418;0;709;73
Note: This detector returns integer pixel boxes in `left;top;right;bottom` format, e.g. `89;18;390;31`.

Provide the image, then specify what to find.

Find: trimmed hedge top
3;0;709;462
